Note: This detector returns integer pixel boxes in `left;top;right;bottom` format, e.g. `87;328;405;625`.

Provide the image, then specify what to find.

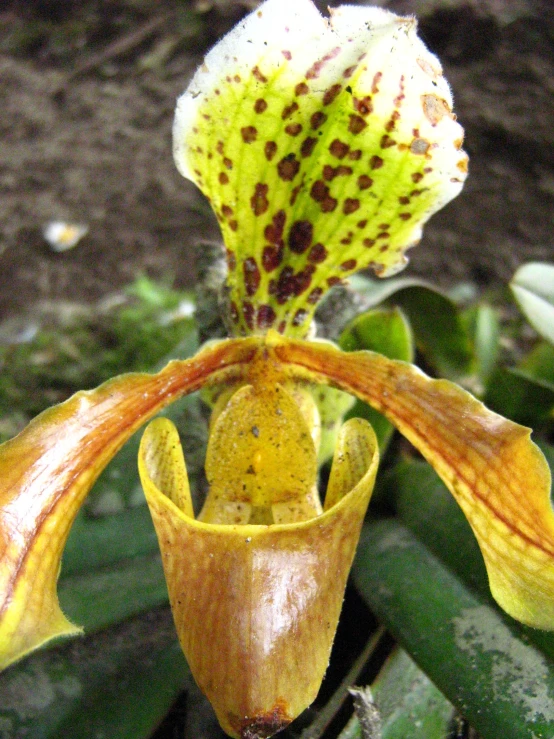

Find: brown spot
348;149;362;161
262;244;284;272
424;167;433;173
371;71;382;94
257;304;277;329
308;243;328;263
222;205;234;219
243;257;261;296
264;210;286;244
457;156;469;173
277;154;300;181
343;65;356;78
358;174;373;190
353;96;372;116
277;320;286;333
363;238;376;247
281;50;292;60
399;213;412;221
252;65;268;83
307;287;323;304
310;180;329;203
380;134;396;149
282;102;299;120
242;301;255;331
341;233;353;245
343;198;360;214
410;138;430;155
323;165;335;181
275;267;295;304
349;115;367;134
290;183;302;206
341;258;357;271
288;220;313;254
265;141;277;161
223;157;233;169
218;172;229;185
421;94;452;125
454;137;464;151
229;220;238;232
241;126;258;143
385;111;400;132
377;231;390;239
301;137;317;157
295;82;309;96
226;249;236;271
399;196;410;205
323;83;342;105
378;223;390;229
285;123;302;136
251;183;269;216
229;300;239;323
370;155;384;170
411;172;424;183
216;141;224;155
310;111;327;130
357;219;368;229
306;47;341;80
321;196;338;213
327;276;342;287
379;244;390;252
254;98;268;114
234;74;241;83
329;139;349;159
292;308;309;327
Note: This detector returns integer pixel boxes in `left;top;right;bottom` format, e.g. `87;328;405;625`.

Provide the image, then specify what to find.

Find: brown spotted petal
273;335;554;630
0;338;256;670
139;401;378;738
173;0;467;336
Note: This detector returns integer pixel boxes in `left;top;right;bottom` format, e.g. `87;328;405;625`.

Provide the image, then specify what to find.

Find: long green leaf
0;609;188;739
353;517;554;739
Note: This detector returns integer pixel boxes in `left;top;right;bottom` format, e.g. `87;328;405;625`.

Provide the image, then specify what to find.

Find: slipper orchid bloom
1;1;553;737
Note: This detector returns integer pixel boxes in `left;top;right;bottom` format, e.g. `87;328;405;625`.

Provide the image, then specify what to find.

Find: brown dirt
0;0;552;319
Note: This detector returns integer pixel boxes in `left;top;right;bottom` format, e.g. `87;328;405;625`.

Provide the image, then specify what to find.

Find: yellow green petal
0;338;255;670
272;335;554;630
138;410;378;738
174;0;467;336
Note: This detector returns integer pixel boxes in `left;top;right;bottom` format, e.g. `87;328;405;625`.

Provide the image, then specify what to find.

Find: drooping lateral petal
173;0;467;337
138;413;378;738
272;336;554;629
0;338;257;670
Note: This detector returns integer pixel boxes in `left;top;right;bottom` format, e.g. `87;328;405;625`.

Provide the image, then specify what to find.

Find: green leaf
374;647;455;738
484;366;554;428
59;554;168;634
353;517;554;739
0;609;189;739
350;276;473;379
511;262;554;345
463;302;500;387
339;307;413;452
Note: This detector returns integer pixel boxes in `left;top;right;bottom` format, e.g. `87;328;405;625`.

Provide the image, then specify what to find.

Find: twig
348;686;382;739
54;14;170;95
300;626;386;739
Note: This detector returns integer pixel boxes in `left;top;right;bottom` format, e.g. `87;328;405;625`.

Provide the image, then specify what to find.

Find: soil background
1;0;553;323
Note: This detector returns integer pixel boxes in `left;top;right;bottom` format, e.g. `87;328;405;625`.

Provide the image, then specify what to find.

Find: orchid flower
0;1;553;738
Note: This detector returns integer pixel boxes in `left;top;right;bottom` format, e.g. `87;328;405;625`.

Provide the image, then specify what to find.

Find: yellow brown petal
138;411;378;738
272;335;554;629
0;337;257;670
